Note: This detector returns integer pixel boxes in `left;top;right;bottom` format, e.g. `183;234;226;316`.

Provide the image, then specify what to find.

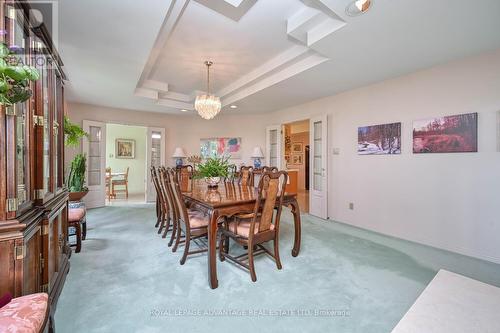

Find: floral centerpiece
194;155;230;188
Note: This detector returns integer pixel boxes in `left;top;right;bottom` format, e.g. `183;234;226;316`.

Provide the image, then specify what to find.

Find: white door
266;125;281;168
82;120;106;209
145;127;166;202
309;115;328;219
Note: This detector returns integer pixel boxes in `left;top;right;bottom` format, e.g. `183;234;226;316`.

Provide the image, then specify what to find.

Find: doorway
282;120;310;213
104;123;148;205
82;120;165;209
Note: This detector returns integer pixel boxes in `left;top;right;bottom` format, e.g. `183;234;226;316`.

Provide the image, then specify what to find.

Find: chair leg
172;226;182;253
274;238;282;270
218;234;226;262
126;184;128;199
180;231;190;265
248;242;257;282
82;221;87;241
75;222;82;253
154;212;161;228
168;218;177;247
158;211;165;234
162;215;171;239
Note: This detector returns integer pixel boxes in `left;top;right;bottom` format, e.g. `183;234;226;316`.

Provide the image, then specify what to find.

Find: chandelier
195;61;221;120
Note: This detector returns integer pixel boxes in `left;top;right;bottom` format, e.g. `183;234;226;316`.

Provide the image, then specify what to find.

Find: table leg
288;198;301;257
208;210;219;289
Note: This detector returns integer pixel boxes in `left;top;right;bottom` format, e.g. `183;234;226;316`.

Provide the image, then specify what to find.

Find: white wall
105;124;147;195
265;49;500;264
66;103;269;168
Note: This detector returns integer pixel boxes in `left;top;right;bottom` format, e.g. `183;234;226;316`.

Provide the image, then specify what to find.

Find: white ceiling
59;0;500;115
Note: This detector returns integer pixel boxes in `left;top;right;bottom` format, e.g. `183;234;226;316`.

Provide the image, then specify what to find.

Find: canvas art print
116;139;135;159
200;137;242;159
413;113;478;153
358;122;401;155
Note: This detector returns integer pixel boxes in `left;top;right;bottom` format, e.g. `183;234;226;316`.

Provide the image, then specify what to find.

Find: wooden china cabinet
0;0;70;324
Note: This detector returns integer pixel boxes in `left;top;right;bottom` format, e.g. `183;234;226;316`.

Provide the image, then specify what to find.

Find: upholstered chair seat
68;208;85;222
228;220;275;237
187;210;209;228
0;293;49;333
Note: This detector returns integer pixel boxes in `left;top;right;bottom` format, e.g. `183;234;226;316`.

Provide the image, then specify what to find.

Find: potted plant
64;116;89;201
0;43;40;106
195;155;230;188
67;154;88;201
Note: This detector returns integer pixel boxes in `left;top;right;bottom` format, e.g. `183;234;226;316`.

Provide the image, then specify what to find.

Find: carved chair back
168;168;191;232
250;171;288;235
239;166;254;187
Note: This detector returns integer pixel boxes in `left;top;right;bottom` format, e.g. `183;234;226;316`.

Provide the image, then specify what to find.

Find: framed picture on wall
116;138;136;159
292;143;303;153
291;154;303;165
358;122;402;155
413;112;478;153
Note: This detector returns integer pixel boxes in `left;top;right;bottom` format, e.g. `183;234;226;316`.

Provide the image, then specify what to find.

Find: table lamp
172;147;187;167
251;147;264;169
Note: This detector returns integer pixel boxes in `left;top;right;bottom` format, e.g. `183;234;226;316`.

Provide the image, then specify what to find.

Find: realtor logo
5;1;59;58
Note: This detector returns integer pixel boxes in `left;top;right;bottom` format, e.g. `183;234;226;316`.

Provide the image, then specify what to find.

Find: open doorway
105;123;148;205
282;119;310;213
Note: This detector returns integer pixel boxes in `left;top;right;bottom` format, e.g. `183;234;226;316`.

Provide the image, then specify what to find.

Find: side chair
167;168;212;265
238;166;254;187
219;171;288;282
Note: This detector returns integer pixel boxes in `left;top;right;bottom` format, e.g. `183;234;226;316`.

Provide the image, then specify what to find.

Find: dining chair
226;164;237;182
111;167;129;199
167;168;211;264
238;166;254;187
150;167;163;228
159;167;177;245
219;171;288;282
105;167;113;200
262;166;278;173
177;165;194;192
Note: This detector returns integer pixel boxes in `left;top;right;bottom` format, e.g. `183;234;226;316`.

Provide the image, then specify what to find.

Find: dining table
182;180;302;289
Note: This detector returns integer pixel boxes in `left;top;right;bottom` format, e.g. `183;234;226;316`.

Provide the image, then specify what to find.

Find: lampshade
251;147;264;158
172;147;186;158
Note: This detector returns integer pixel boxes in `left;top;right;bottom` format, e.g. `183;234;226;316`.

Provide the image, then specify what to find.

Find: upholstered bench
0;293;49;333
68;207;86;253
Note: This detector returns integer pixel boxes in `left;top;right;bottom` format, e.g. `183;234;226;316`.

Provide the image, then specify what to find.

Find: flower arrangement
194;155;230;187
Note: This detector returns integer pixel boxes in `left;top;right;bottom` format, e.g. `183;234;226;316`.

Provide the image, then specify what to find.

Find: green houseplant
64;117;89;201
0;43;40;106
195;155;230;188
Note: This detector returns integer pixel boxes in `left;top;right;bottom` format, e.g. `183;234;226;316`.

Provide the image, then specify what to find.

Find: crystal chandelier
195;61;221;120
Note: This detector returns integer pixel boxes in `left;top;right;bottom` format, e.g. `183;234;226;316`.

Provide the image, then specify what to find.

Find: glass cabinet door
4;2;31;209
42;56;51;195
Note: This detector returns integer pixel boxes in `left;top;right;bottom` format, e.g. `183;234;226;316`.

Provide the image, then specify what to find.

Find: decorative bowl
205;177;221;188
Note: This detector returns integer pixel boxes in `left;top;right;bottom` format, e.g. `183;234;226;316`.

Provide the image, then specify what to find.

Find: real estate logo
4;1;59;66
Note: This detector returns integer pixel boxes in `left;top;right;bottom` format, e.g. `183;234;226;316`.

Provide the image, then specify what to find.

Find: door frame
145;127;166;202
82;120;107;209
265;125;282;169
309;115;328;219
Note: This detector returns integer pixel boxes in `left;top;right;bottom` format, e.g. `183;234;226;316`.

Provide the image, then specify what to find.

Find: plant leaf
0;44;9;58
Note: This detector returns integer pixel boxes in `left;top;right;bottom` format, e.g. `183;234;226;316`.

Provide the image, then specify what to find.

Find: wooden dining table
182;180;302;289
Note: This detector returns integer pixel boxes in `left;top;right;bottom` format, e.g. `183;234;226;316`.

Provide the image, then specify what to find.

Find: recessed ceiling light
230;105;238;109
346;0;372;17
181;109;188;112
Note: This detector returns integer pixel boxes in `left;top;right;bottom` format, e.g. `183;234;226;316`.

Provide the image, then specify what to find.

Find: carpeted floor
55;204;500;333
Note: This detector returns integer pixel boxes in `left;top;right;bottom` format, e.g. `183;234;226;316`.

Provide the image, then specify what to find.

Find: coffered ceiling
59;0;500;115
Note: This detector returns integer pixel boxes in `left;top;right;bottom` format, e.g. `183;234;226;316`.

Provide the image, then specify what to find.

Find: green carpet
55;204;500;333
